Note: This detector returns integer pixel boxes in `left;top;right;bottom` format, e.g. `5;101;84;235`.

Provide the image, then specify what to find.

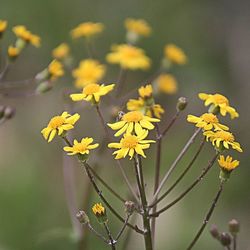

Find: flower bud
4;106;15;119
210;224;220;239
220;232;231;246
228;219;240;235
76;210;89;224
92;203;108;224
35;69;49;81
126;31;140;45
176;97;187;111
125;201;136;215
36;82;53;94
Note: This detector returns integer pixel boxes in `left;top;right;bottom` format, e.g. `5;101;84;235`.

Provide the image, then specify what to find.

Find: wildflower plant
0;16;244;250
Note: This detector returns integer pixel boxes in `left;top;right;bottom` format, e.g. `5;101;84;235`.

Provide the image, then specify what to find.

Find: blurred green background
0;0;249;249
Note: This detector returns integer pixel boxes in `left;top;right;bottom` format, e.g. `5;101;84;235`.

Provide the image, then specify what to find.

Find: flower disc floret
108;111;159;137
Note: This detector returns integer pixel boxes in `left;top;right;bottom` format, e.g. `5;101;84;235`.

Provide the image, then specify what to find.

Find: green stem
103;222;116;250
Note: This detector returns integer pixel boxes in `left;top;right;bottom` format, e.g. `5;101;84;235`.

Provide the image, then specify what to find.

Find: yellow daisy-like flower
41;112;80;142
156;73;178;94
52;43;70;59
108;110;159;137
199;93;239;119
127;97;145;112
108;129;155;159
146;104;165;119
8;46;20;58
63;137;99;155
71;22;104;39
164;44;187;65
72;59;106;89
218;155;239;172
0;20;8;34
13;25;41;47
203;130;242;152
138;84;153;99
70;83;115;103
187;113;229;131
92;203;105;216
48;60;64;80
125;18;151;37
106;44;151;70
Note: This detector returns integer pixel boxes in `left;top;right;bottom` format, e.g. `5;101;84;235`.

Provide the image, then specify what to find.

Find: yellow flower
127;98;145;112
106;44;151;70
199;93;239;119
8;46;20;58
70;83;115;103
187;113;229;131
146;104;165;119
13;25;41;47
108;110;159;137
138;84;153;99
125;18;151;37
63;137;99;155
108;129;155;159
48;60;64;80
72;59;106;88
203;130;242;152
52;43;70;59
71;22;104;39
218;155;239;172
0;20;7;34
156;74;177;94
92;203;105;216
41;112;80;142
164;44;187;65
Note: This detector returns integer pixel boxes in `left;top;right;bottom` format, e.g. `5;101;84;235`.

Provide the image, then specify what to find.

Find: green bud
176;97;188;111
35;69;49;81
228;219;240;235
36;82;53;94
76;210;89;224
15;38;26;50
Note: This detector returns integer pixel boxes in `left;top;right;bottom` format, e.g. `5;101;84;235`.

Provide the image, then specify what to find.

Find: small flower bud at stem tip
228;219;240;234
220;232;232;246
125;201;136;214
176;97;187;111
210;224;220;239
76;210;89;224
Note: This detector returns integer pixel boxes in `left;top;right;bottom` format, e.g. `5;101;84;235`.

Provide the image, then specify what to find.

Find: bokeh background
0;0;249;249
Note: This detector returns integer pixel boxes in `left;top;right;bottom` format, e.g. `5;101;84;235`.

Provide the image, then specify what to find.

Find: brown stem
161;111;180;137
103;222;116;250
115;214;130;242
115;68;127;96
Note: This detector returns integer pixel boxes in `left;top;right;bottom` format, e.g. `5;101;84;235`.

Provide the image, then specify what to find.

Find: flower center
49;116;65;129
213;94;229;105
123;111;144;122
216;131;234;142
123;46;140;59
121;135;138;148
201;113;218;123
83;83;100;95
73;143;87;152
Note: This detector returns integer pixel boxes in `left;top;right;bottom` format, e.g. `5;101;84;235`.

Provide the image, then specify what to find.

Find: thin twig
186;181;225;250
87;223;109;243
150;152;219;217
150;128;202;205
115;214;130;241
233;235;237;250
115;68;127;96
161;111;180;137
103;222;116;250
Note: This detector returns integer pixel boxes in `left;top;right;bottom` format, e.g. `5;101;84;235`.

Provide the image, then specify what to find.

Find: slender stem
103;222;116;250
85;38;95;58
233;235;237;250
161;111;180;137
151;128;202;205
121;215;136;250
150;138;206;208
87;223;109;244
186;181;225;250
115;214;130;241
134;155;153;250
115;68;127;96
85;164;126;203
150;152;219;217
0;61;10;81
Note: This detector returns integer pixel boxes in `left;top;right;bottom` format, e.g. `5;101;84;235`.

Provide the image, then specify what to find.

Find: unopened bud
76;210;89;224
35;69;49;81
228;219;240;234
176;97;187;111
36;82;53;94
4;106;15;119
220;232;231;246
210;224;220;239
125;201;136;215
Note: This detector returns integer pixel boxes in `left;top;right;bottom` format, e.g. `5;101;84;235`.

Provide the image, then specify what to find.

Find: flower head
187;113;229;131
70;83;115;103
48;60;64;80
127;98;145;113
108;110;159;137
8;46;20;59
0;20;8;35
203;130;242;152
72;59;106;88
52;43;70;59
92;203;105;216
41;112;80;142
164;44;187;65
106;44;151;70
218;155;239;172
13;25;41;47
156;73;177;94
125;18;151;37
199;93;239;119
64;137;99;156
138;84;153;99
108;129;155;159
146;104;165;119
71;22;104;39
